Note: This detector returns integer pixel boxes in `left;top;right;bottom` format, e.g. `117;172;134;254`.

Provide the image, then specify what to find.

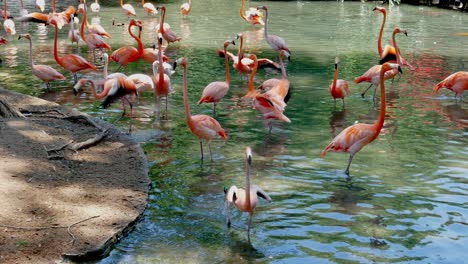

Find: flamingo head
393;27;408;37
381;63;401;75
73;79;89;95
100;53;109;63
280;50;291;61
245;147;253;165
18;33;31;41
175;57;187;68
335;57;340;69
156;5;166;13
257;5;267;11
373;6;386;14
223;39;235;49
158;32;163;46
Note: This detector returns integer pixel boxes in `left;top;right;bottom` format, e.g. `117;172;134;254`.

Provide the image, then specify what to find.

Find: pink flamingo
120;0;136;18
321;62;400;176
110;19;144;69
252;94;291;134
74;77;138;132
156;6;181;45
180;0;192;18
153;33;173;111
68;14;80;45
257;49;288;93
329;57;350;108
433;71;468;100
225;146;272;241
90;0;100;13
3;0;15;36
19;34;66;89
179;57;228;161
142;0;157;16
244;53;259;98
50;18;96;83
257;6;291;58
240;0;264;26
198;40;236;114
80;7;111;61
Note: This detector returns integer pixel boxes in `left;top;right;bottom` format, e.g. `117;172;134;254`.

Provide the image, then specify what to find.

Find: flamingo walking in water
156;6;181;45
74;78;138;132
433;71;468;100
225;146;272;241
19;34;66;89
321;62;401;176
80;7;111;61
50;18;96;83
142;0;157;16
179;57;228;161
198;40;236;114
257;6;291;58
240;0;264;26
180;0;192;18
110;19;144;69
329;57;350;108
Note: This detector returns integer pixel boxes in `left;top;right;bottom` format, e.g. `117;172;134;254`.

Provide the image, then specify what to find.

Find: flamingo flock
0;1;466;242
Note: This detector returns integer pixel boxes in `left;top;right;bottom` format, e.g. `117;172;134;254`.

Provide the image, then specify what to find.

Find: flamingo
356;27;406;100
321;62;400;176
74;78;138;132
252;93;291;134
137;30;170;64
68;14;80;45
224;146;272;241
50;18;97;83
121;0;136;18
83;13;111;39
90;0;100;13
153;33;173;111
180;0;192;18
433;71;468;100
141;0;157;16
3;0;15;36
257;49;288;93
179;57;228;161
101;53;127;80
80;7;111;61
18;34;66;89
243;53;259;98
156;6;181;45
257;6;291;58
110;19;144;69
240;0;264;26
198;40;236;114
260;50;291;112
19;3;75;27
19;0;28;17
127;73;154;93
36;0;45;12
329;57;350;108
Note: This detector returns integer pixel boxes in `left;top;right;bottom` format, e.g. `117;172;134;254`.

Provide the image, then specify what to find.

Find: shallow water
1;1;467;263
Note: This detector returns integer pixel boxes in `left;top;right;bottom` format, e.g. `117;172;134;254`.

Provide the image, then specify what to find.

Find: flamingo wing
190;114;227;141
321;123;376;157
199;81;229;104
61;54;96;72
33;65;66;82
110;46;138;66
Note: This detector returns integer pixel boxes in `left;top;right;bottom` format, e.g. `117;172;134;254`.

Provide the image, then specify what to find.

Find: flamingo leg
268;121;273;135
361;83;373;98
342;98;345;109
46;82;51;90
345;154;355;176
199;140;204;160
247;213;253;242
127;98;133;133
213;103;217;116
208;141;213;161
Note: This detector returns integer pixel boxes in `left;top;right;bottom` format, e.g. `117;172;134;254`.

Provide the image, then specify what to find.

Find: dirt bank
0;88;150;263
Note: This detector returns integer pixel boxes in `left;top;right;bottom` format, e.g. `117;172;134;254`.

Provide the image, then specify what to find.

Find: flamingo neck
53;0;56;13
248;58;258;94
157;40;164;89
20;0;24;10
279;54;287;79
80;11;87;41
238;35;244;59
332;63;339;91
224;46;230;83
141;0;145;6
159;9;165;32
182;64;192;126
240;0;247;21
120;0;124;7
377;10;386;57
245;157;251;211
376;67;387;133
87;79;108;99
392;30;401;65
263;8;269;39
103;57;108;78
53;25;62;67
4;0;7;20
128;24;144;60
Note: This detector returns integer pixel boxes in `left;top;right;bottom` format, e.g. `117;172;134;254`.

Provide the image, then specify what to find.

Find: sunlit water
1;1;467;263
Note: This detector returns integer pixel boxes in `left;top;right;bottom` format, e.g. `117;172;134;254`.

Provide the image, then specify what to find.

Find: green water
1;1;467;263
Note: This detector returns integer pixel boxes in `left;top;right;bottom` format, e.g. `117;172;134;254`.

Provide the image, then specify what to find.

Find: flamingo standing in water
153;33;173;111
19;34;66;89
257;6;291;58
433;71;468;100
156;6;181;45
257;49;288;93
110;19;144;69
142;0;157;16
252;94;291;134
80;7;111;61
3;0;16;36
36;0;45;12
90;0;100;14
198;40;236;114
240;0;264;26
74;78;138;132
121;0;136;18
180;0;192;18
19;0;75;27
329;57;350;108
243;53;259;98
356;27;406;100
321;62;400;176
50;18;96;83
179;57;228;161
225;146;272;241
68;14;80;45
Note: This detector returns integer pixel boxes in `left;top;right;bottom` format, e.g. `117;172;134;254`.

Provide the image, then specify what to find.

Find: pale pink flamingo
50;18;96;83
257;6;291;58
260;50;291;112
179;57;228;161
68;14;80;45
110;19;143;69
141;0;157;16
433;71;468;100
329;57;350;108
225;146;272;241
121;0;136;18
19;0;29;17
180;0;192;18
240;0;264;26
321;62;400;176
156;6;181;45
19;34;66;89
153;33;173;111
90;0;100;13
355;27;406;100
80;7;111;61
252;93;291;134
74;77;138;132
198;40;236;114
3;0;15;36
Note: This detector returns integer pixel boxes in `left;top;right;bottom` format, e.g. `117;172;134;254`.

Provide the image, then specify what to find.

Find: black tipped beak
152;43;156;49
247;155;252;165
73;89;78;96
288;55;291;62
372;7;377;11
398;66;403;74
232;40;236;46
335;63;338;70
172;61;178;71
159;38;163;45
17;36;21;40
404;31;408;37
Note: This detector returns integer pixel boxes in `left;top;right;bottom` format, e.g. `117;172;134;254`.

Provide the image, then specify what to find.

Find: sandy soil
0;88;150;263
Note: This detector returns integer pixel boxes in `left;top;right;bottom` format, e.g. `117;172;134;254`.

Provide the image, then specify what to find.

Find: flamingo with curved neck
110;19;144;68
80;8;111;61
257;6;291;58
179;57;228;161
3;0;16;35
321;62;400;176
329;57;350;108
244;54;259;98
157;6;181;44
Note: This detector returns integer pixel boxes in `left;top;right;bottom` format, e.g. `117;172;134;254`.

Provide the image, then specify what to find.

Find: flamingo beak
404;31;408;37
398;66;403;74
